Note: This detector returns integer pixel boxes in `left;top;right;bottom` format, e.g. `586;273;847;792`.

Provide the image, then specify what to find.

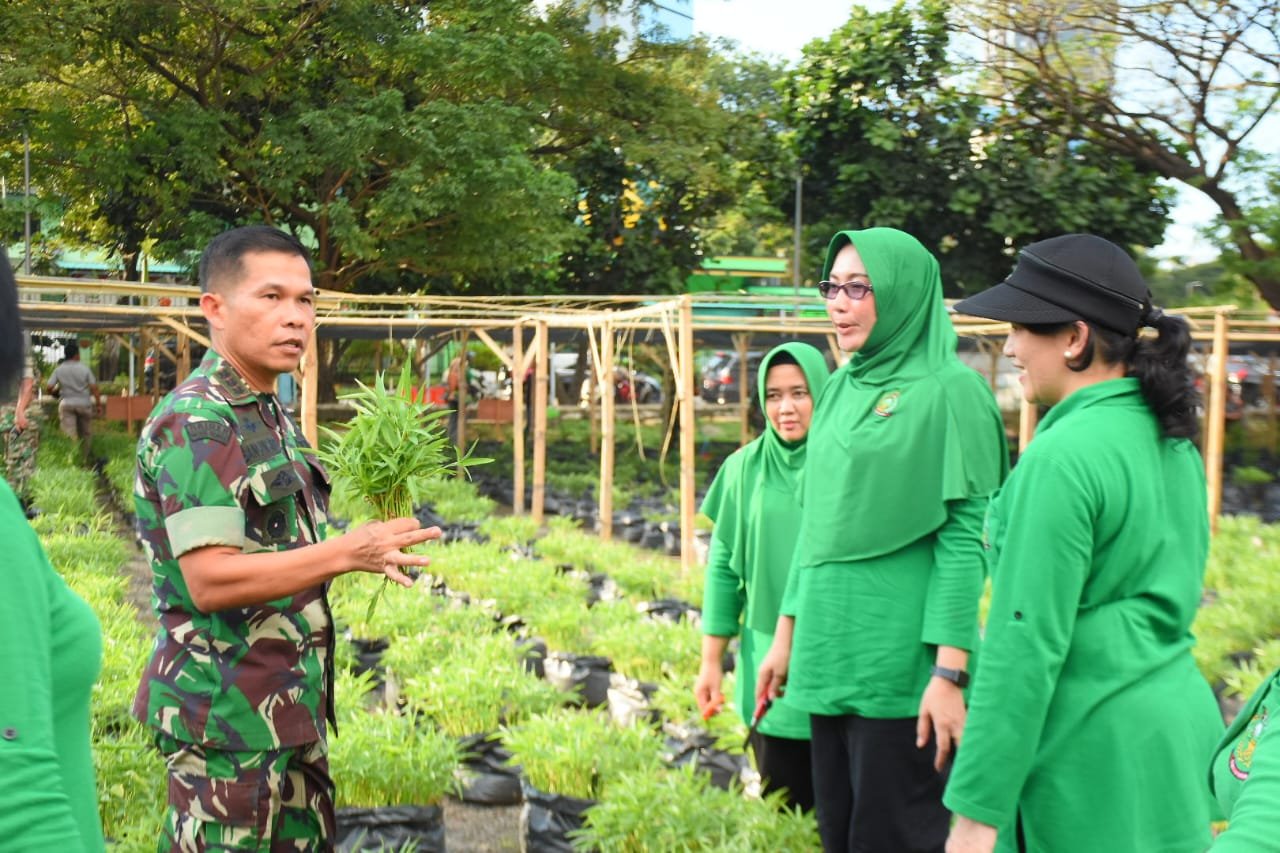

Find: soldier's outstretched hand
344;518;442;587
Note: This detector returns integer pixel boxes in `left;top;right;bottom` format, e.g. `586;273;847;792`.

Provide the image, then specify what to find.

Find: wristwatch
930;665;970;688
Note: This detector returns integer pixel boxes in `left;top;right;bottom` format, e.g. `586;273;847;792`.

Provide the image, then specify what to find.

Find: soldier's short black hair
0;252;21;390
198;226;313;293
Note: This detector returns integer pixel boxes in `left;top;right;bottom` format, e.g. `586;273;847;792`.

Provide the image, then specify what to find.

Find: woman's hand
694;661;725;720
946;816;997;853
757;641;790;704
757;615;795;703
917;676;966;771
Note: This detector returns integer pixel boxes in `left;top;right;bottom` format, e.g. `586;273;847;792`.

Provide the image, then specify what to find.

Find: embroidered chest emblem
874;390;901;418
1229;706;1269;780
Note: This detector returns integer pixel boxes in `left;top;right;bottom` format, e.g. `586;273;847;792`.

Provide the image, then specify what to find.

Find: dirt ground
442;800;522;852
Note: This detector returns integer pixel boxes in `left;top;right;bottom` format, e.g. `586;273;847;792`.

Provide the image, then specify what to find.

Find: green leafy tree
0;0;577;287
955;0;1280;305
0;0;588;395
512;11;746;297
782;0;1171;295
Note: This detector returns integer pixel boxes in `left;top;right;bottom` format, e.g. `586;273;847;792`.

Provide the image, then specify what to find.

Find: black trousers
809;713;949;853
748;730;815;813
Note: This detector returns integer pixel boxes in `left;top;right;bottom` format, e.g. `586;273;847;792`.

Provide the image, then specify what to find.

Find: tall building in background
592;0;694;43
984;1;1119;91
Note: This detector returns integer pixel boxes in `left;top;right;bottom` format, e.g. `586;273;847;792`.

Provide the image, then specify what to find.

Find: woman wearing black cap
942;234;1223;852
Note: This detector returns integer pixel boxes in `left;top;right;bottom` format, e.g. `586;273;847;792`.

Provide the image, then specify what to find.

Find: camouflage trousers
0;404;38;502
156;734;335;853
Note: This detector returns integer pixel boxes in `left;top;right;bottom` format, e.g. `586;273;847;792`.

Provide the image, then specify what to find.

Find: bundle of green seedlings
320;362;489;618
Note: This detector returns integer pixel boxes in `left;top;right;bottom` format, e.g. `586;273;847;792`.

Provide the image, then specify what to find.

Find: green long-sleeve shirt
778;496;988;718
701;448;810;739
0;479;104;852
945;378;1223;852
1210;668;1280;851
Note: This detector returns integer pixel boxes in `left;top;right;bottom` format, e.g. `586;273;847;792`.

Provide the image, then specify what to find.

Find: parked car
700;349;765;404
1190;352;1279;410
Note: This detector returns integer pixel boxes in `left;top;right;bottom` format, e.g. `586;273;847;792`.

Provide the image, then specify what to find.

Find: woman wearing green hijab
695;342;831;812
757;228;1008;852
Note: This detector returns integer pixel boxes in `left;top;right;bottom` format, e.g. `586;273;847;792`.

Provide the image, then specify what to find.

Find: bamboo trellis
16;274;1265;558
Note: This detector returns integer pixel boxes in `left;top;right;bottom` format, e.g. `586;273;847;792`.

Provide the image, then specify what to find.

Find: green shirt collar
1038;377;1142;435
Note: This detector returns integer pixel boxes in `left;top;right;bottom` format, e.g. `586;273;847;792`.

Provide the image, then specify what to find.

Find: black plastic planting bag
455;733;523;806
335;804;445;852
636;598;700;625
520;783;596;853
661;722;750;790
516;636;548;679
543;653;612;708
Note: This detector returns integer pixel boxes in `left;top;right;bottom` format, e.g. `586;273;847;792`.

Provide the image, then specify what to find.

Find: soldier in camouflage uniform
133;226;439;852
1;332;39;507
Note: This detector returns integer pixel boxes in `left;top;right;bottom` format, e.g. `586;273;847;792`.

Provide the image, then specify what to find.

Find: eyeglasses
817;279;874;301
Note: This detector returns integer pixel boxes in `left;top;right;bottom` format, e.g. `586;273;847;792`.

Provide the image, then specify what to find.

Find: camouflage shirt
133;350;335;751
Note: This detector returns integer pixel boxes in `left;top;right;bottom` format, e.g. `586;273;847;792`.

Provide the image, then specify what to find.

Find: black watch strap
930;665;970;688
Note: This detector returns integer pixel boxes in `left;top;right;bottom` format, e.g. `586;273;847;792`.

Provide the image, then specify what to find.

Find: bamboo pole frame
512;323;526;516
18;273;1268;551
1206;310;1230;533
177;335;191;383
532;320;549;525
301;325;320;449
734;332;752;446
598;316;616;540
454;331;471;477
1018;397;1039;452
1267;354;1278;453
678;295;696;574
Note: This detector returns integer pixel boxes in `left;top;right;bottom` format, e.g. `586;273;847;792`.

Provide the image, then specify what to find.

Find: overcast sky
691;0;1220;265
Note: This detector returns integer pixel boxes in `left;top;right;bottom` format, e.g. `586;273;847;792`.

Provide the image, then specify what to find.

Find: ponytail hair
1124;310;1199;440
1027;306;1200;440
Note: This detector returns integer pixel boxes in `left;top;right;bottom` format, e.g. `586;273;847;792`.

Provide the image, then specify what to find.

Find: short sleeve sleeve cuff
166;506;246;556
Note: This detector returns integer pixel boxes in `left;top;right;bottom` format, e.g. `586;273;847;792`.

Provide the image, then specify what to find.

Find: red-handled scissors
743;696;773;748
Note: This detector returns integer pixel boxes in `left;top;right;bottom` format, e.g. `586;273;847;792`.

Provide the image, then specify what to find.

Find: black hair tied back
1129;302;1199;440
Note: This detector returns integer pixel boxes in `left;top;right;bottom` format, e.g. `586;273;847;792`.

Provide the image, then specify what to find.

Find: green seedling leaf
319;367;490;619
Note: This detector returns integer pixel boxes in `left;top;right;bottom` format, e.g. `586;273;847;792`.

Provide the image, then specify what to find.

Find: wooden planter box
104;395;157;422
474;398;514;423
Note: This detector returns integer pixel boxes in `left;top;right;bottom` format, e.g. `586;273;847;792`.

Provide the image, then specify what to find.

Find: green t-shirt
945;378;1224;852
700;343;830;739
0;479;104;851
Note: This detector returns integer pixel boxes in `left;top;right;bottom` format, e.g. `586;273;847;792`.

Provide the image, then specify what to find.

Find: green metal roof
696;256;789;276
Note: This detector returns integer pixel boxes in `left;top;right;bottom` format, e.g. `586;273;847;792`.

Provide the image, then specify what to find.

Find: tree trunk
317;338;349;404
